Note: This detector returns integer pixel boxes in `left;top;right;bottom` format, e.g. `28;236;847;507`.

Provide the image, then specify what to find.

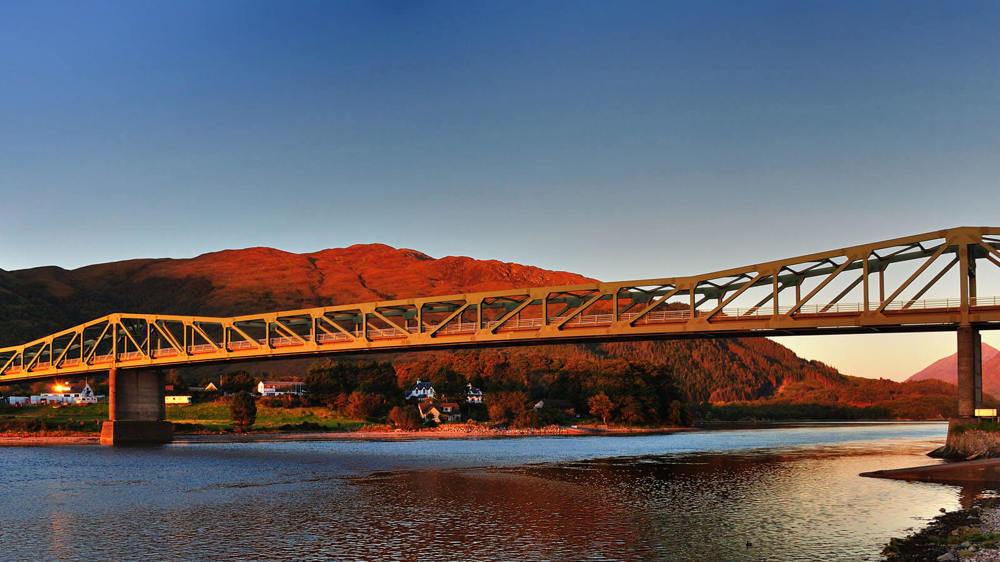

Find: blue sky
2;1;999;379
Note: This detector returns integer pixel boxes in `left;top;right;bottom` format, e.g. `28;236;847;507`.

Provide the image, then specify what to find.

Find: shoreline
867;459;1000;560
883;496;1000;561
0;424;697;446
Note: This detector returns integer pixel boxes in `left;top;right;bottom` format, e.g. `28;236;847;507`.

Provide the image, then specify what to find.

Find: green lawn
0;403;107;433
167;402;365;432
0;402;365;434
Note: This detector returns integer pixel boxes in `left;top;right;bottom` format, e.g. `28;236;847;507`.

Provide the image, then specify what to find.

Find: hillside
904;343;1000;397
0;244;964;419
0;244;589;347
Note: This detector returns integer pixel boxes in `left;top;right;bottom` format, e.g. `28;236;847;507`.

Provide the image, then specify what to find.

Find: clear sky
2;1;999;380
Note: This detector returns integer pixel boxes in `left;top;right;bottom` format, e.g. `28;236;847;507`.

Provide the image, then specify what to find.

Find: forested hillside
0;244;965;420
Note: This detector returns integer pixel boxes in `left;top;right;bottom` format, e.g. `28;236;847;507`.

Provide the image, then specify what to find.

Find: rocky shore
885;497;1000;561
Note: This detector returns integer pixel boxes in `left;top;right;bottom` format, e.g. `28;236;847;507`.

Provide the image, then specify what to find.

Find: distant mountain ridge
0;244;966;418
904;343;1000;397
0;244;590;347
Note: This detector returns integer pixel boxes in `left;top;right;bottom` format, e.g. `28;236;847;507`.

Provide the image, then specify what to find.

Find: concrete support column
100;368;172;446
957;326;983;418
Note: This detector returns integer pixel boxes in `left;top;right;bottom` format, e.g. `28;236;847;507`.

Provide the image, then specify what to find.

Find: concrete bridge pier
956;325;983;419
99;368;173;446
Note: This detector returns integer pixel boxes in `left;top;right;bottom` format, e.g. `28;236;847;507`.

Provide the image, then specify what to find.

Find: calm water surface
0;423;973;560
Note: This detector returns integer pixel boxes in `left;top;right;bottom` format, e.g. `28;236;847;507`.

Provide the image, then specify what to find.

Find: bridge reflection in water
1;226;999;443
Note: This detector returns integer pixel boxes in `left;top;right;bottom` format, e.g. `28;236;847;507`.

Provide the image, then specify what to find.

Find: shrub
387;406;422;431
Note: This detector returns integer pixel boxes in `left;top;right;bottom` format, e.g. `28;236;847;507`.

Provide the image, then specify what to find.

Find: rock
937;552;955;561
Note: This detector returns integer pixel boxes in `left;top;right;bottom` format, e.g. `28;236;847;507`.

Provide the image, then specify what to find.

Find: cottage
405;379;436;400
257;381;305;396
418;402;462;423
40;383;98;405
465;383;484;404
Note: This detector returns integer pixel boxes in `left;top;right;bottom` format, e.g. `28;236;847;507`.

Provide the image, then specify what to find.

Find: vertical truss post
772;276;779;315
863;255;870;312
959;242;971;325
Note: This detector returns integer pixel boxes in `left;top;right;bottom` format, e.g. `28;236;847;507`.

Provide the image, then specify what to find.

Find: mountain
904;343;1000;396
0;244;965;419
0;244;589;347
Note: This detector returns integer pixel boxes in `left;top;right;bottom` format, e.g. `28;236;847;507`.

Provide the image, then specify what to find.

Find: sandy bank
863;458;1000;485
0;434;99;446
0;425;695;446
175;425;696;444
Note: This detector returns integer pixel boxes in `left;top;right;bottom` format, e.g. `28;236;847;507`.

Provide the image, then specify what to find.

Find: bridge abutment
100;368;172;446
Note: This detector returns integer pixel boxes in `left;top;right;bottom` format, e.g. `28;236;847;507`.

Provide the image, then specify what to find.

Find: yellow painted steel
3;226;1000;382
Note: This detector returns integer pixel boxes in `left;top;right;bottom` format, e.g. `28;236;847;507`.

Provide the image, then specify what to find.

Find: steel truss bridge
3;226;1000;384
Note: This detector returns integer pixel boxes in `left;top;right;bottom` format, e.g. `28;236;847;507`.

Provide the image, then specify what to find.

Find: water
0;423;970;560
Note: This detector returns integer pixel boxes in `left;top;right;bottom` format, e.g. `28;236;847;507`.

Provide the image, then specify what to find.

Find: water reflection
0;423;968;560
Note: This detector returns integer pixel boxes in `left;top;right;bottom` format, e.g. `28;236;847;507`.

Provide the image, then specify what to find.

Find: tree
587;392;614;426
387;406;422;431
230;391;257;432
486;391;530;424
616;395;647;425
221;370;255;394
667;400;692;427
345;391;384;420
164;369;187;393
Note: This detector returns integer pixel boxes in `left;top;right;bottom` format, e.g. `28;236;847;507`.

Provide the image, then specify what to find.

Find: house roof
438;402;460;410
410;380;435;390
259;381;304;388
466;384;483;395
418;403;440;416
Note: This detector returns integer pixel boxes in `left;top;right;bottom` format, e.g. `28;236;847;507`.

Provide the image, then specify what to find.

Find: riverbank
884;496;1000;561
866;458;1000;560
0;424;695;446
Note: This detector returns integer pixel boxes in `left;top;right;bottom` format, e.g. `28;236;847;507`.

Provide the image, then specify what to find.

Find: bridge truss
3;226;1000;383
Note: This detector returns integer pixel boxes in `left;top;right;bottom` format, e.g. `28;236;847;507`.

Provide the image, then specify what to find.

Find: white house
405;379;436;400
6;396;28;406
257;381;305;396
165;395;192;405
418;402;462;423
40;383;98;405
465;383;484;404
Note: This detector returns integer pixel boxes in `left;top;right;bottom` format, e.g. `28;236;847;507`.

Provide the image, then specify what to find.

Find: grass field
0;402;365;434
166;402;364;432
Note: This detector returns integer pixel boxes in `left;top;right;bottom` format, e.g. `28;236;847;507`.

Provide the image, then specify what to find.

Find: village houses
40;382;98;405
257;381;306;396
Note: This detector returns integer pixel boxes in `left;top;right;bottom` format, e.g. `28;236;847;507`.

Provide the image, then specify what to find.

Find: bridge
2;226;999;444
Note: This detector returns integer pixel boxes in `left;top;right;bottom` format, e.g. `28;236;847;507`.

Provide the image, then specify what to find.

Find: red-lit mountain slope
0;244;589;346
904;343;1000;397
